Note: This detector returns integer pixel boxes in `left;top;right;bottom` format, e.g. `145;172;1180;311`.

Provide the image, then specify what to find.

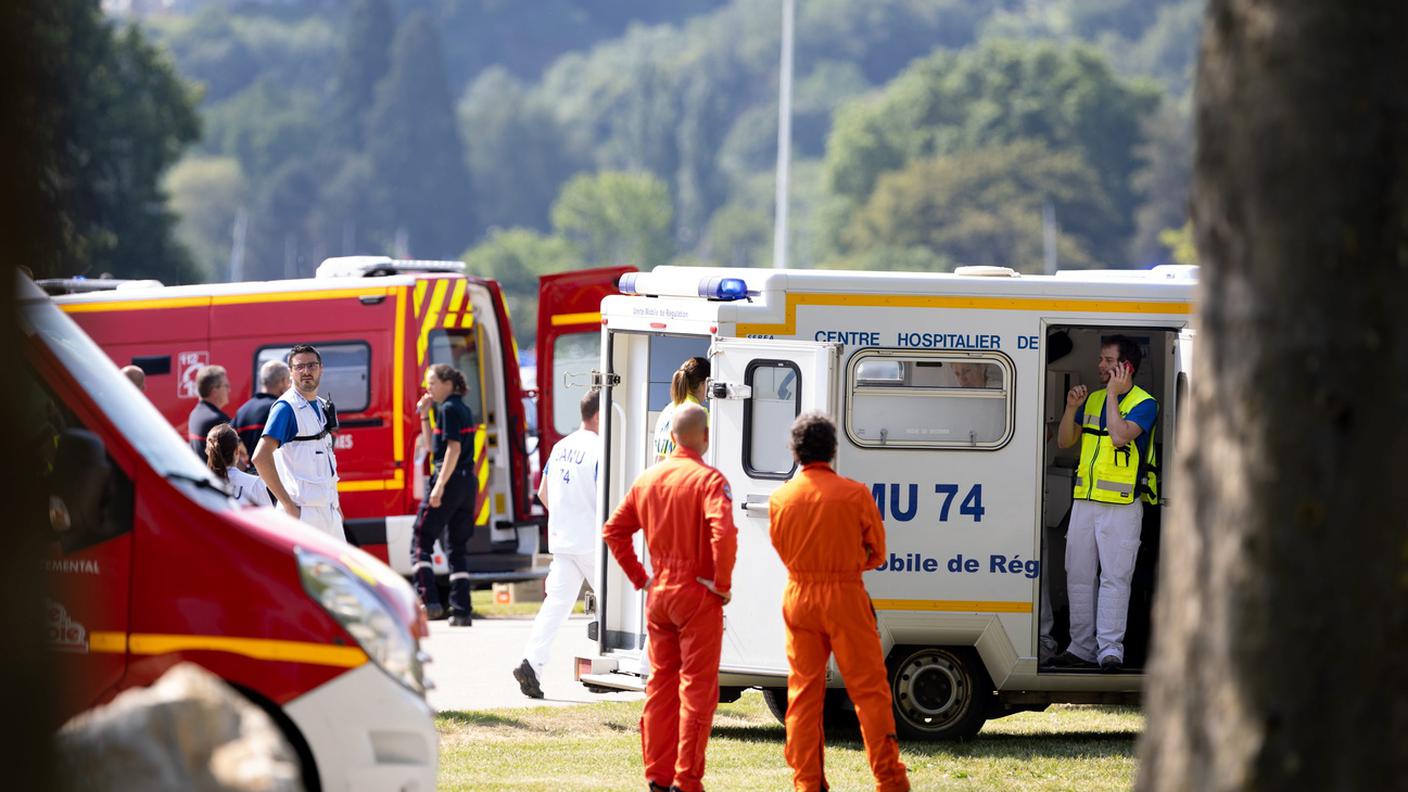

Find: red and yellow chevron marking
472;424;490;526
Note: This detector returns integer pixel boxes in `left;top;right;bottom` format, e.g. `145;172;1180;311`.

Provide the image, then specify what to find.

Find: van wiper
165;471;232;496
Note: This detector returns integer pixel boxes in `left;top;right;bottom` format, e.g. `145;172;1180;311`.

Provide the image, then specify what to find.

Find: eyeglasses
291;362;322;372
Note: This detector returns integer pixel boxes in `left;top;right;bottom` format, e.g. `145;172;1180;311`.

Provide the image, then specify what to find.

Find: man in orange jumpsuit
603;403;737;792
769;412;909;792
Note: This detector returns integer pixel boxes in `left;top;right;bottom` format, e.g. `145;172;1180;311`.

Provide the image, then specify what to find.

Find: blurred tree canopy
30;4;201;281
113;0;1201;287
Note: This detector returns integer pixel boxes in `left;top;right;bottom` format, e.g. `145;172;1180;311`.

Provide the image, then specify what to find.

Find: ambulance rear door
708;338;839;676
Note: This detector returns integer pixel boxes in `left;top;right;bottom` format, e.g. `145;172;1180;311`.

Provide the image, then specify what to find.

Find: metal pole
772;0;795;270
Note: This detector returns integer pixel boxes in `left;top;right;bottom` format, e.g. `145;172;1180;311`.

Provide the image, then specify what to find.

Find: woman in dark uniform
411;364;476;626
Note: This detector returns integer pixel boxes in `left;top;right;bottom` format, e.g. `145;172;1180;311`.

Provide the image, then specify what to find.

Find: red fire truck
50;257;625;581
26;275;436;790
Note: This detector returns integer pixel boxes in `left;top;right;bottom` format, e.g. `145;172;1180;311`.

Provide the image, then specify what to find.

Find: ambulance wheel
887;646;992;741
760;687;860;731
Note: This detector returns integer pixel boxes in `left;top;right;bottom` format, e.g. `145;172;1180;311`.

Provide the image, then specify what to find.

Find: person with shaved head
603;400;737;792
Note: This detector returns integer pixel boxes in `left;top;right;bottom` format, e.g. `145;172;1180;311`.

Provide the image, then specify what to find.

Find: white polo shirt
542;428;599;555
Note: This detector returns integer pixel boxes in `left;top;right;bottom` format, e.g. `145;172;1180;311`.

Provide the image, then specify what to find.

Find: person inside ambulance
769;412;910;792
186;364;232;457
410;364;477;626
1049;334;1158;672
205;423;272;508
234;359;290;465
251;344;346;542
652;356;709;463
603;402;736;792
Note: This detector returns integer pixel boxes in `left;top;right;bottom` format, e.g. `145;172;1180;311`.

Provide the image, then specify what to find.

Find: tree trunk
1137;2;1408;790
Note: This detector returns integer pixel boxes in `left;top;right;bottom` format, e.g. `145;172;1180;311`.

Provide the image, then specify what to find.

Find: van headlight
296;548;424;694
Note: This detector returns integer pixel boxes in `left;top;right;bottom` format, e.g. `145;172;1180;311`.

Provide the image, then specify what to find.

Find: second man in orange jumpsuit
603;403;737;792
769;412;910;792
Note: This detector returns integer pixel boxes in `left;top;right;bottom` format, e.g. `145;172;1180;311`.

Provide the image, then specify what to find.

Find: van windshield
22;297;228;493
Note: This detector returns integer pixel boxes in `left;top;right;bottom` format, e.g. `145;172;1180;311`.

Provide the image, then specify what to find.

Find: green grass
467;588;584;619
437;691;1142;791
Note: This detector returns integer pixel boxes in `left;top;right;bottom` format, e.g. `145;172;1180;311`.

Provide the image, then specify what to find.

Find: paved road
423;614;643;712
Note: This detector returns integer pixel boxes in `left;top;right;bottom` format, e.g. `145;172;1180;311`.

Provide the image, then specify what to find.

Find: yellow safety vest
1073;386;1159;506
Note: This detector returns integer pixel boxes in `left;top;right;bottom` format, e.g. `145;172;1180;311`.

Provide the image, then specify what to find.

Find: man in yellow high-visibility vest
1050;335;1159;673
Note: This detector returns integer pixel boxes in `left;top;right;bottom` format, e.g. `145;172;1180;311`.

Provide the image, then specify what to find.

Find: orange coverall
769;462;909;792
603;446;738;792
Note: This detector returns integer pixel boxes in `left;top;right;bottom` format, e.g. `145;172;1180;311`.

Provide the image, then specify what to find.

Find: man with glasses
252;344;346;541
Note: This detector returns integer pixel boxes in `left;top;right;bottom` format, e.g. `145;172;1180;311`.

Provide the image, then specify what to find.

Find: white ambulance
574;264;1196;739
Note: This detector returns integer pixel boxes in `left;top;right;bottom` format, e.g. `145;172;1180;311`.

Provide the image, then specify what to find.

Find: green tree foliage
165;156;248;281
1130;98;1193;263
839;141;1113;272
550;171;675;268
822;39;1160;266
365;11;475;258
458;68;583;232
329;0;394;149
461;228;578;347
31;9;201;280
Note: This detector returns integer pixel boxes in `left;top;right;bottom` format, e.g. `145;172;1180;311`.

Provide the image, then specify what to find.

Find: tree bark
1137;2;1408;790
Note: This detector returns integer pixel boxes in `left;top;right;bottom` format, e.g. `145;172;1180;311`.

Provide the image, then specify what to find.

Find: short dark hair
1103;335;1142;375
288;344;321;364
196;365;227;399
580;387;601;421
790;412;837;465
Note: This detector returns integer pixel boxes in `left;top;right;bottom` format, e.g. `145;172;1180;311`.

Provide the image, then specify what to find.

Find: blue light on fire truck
617;272;640;294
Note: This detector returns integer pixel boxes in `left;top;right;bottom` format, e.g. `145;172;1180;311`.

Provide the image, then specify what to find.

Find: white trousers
522;552;594;676
301;505;346;543
1065;499;1142;663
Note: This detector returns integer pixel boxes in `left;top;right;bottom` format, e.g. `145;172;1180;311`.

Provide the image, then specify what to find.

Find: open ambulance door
535;266;633;477
708;338;839;677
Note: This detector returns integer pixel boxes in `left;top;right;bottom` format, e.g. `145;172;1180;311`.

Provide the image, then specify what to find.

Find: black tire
761;687;860;731
762;687;788;724
886;646;992;741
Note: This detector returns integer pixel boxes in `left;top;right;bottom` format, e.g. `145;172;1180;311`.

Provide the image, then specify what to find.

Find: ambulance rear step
574;657;646;693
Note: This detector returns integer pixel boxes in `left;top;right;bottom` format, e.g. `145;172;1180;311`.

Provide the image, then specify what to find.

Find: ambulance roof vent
36;277;164;295
953;265;1019;278
316;256;466;279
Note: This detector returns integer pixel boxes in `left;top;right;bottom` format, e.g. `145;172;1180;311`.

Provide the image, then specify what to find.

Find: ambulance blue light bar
698;277;748;301
617;273;749;301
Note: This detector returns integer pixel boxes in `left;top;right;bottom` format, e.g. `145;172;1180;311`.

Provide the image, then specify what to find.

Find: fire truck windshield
23;295;225;492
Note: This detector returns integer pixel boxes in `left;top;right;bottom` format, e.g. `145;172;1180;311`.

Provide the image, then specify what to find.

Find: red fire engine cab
51;257;622;581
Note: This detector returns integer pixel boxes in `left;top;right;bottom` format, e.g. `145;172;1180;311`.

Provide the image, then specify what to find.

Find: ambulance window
552;332;597;435
255;343;370;414
428;330;485;421
744;360;801;478
847;353;1012;449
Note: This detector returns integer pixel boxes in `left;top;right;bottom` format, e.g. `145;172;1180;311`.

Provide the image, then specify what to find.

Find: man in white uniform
513;388;601;698
252;343;345;541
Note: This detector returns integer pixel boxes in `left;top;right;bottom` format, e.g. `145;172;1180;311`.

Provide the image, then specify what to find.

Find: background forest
68;0;1201;341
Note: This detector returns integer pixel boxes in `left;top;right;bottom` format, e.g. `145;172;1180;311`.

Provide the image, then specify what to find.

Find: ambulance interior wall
1040;325;1175;671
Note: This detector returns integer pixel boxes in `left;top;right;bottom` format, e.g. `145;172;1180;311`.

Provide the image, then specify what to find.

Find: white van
573;264;1196;739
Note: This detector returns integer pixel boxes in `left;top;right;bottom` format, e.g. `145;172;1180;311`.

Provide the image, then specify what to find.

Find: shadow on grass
437;710;535;729
713;724;1138;760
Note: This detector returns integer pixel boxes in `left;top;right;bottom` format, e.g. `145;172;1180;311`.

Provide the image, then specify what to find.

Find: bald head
671;402;709;453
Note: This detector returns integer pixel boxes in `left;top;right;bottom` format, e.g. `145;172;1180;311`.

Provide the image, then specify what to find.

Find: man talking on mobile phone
1049;335;1159;673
